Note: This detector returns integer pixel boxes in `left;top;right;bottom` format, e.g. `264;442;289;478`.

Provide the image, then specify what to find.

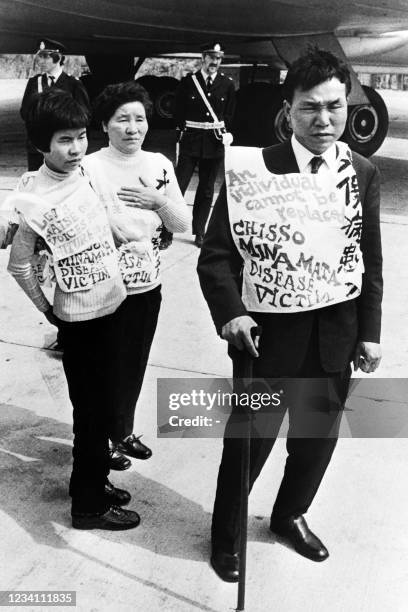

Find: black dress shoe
104;480;131;506
194;234;204;248
270;515;329;562
72;505;140;530
109;447;131;471
210;549;240;582
116;434;152;460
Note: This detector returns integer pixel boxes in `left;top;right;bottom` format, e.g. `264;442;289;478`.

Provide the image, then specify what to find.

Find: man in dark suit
168;42;235;248
197;47;382;582
20;38;90;170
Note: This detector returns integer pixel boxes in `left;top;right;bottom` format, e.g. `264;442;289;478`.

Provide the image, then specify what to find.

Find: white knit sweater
83;145;190;294
8;164;126;321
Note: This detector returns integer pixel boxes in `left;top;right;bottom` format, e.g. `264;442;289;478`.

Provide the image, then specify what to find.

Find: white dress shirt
291;135;338;176
200;69;216;85
46;66;63;85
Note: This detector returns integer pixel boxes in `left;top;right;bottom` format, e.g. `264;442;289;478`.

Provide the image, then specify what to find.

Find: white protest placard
15;184;119;293
118;237;161;289
103;195;162;290
225;146;364;313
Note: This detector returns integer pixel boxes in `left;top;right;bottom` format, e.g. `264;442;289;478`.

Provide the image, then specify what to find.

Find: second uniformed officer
172;42;236;248
20;38;90;171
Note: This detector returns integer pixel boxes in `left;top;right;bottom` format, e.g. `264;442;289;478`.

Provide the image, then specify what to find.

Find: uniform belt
185;120;225;130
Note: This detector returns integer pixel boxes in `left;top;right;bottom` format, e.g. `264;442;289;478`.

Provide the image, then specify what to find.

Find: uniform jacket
174;71;236;158
197;140;383;374
20;71;90;120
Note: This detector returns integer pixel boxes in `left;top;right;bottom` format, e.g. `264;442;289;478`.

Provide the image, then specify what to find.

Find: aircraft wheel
135;75;159;88
342;86;388;157
136;75;178;127
152;76;178;127
273;104;292;143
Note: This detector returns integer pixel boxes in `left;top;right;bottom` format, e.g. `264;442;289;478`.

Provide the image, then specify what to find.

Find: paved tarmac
0;80;408;612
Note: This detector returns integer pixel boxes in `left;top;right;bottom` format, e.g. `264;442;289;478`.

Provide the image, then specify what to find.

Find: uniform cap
201;42;225;55
36;38;66;54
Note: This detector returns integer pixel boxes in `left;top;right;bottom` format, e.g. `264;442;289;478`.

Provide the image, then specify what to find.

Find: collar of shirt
46;66;63;82
291;135;338;173
201;69;216;84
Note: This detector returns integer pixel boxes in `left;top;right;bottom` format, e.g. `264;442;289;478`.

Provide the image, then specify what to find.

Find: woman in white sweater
83;81;190;467
8;90;140;530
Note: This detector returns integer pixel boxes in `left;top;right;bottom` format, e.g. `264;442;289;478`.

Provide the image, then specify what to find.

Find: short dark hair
51;52;65;66
25;89;90;152
36;51;64;66
93;81;153;125
283;47;351;102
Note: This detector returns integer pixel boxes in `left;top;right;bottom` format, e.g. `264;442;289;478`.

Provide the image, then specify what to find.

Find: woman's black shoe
104;480;131;506
116;434;152;460
72;505;140;530
109;447;131;470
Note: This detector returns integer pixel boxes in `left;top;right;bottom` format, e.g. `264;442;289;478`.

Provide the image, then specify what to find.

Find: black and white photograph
0;2;407;611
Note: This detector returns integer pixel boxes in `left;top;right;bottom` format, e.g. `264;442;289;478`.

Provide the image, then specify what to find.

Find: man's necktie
41;74;55;90
206;76;212;90
310;156;323;174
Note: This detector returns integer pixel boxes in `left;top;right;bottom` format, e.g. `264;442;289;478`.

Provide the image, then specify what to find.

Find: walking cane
236;325;262;612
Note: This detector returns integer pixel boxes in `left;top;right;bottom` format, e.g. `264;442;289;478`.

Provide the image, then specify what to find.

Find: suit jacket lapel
54;72;66;87
211;72;222;90
262;140;299;174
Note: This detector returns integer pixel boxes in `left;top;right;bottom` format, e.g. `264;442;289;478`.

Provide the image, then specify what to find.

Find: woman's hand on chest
117;175;167;211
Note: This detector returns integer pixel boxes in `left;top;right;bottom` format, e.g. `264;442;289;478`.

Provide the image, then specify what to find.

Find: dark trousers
60;310;121;514
109;287;162;443
211;325;351;554
176;154;222;236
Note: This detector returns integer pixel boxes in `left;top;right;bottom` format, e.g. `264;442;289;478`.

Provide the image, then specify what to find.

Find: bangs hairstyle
283;47;352;103
93;81;153;125
25;89;90;152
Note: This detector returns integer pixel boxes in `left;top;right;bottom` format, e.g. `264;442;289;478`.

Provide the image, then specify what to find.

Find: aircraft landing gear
342;85;388;157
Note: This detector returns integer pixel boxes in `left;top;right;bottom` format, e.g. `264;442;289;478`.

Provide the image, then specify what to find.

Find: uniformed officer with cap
167;42;236;248
20;38;90;170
